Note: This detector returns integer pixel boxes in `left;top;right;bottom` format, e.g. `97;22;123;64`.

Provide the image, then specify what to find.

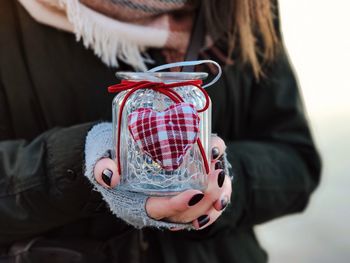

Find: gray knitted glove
84;122;193;229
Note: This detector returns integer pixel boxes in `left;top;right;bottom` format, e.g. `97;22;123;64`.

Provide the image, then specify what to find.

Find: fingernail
220;197;229;210
197;215;210;228
188;193;204;206
215;161;223;170
217;171;225;188
106;150;113;159
212;147;220;159
102;169;113;186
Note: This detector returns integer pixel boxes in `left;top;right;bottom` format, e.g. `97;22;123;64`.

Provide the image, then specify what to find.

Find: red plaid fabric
128;103;200;171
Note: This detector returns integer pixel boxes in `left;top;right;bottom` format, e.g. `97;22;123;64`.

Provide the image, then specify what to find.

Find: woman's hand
93;135;232;230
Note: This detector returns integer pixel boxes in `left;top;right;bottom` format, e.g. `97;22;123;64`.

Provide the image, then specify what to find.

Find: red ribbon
108;80;210;175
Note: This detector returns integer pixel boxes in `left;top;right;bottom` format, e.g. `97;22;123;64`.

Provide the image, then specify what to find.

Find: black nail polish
188;193;204;206
102;169;113;186
220;197;229;211
212;147;220;159
106;150;113;159
215;161;223;170
217;171;225;188
197;215;210;228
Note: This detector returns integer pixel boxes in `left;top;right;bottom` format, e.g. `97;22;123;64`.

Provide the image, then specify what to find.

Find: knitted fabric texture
84;122;193;229
128;103;200;171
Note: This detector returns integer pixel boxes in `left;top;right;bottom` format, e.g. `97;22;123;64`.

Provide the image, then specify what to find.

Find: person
0;0;321;262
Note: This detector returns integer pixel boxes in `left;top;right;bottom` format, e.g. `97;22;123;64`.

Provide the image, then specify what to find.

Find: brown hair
203;0;280;78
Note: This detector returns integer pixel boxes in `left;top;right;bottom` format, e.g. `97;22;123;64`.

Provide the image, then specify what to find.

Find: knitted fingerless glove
84;122;193;229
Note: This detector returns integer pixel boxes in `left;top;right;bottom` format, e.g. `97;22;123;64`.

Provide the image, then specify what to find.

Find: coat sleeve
0;102;97;244
205;4;321;236
225;50;322;226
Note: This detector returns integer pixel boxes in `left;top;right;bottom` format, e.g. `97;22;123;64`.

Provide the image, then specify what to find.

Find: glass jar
112;72;211;196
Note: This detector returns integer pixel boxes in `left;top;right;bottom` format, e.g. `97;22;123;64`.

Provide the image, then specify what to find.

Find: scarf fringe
59;0;152;71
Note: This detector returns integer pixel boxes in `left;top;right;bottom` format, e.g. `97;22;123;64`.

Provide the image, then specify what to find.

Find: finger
213;175;232;211
204;166;226;204
193;207;222;230
94;158;120;188
211;135;226;160
212;158;225;172
205;168;226;201
169;169;225;223
146;189;204;220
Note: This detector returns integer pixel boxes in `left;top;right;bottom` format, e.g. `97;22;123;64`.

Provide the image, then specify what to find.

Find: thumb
94;158;120;188
146;190;204;221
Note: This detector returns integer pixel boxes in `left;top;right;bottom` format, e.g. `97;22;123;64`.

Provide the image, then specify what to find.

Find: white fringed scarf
18;0;197;70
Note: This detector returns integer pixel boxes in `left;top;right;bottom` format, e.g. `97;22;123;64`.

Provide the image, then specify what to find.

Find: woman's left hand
145;135;232;230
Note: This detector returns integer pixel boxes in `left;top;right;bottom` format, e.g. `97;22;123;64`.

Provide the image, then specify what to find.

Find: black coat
0;1;321;262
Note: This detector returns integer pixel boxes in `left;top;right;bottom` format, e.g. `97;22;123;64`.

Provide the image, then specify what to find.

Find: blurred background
255;0;350;262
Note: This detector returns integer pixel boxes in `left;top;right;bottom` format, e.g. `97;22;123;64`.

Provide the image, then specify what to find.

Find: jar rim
115;72;208;81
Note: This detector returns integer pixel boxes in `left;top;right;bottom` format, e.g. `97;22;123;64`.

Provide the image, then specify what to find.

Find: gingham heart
128;103;200;171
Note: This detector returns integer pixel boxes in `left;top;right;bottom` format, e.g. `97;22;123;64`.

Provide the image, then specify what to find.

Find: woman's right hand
93;135;232;230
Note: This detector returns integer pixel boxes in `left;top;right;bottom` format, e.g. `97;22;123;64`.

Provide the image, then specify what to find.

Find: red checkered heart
128;103;200;171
